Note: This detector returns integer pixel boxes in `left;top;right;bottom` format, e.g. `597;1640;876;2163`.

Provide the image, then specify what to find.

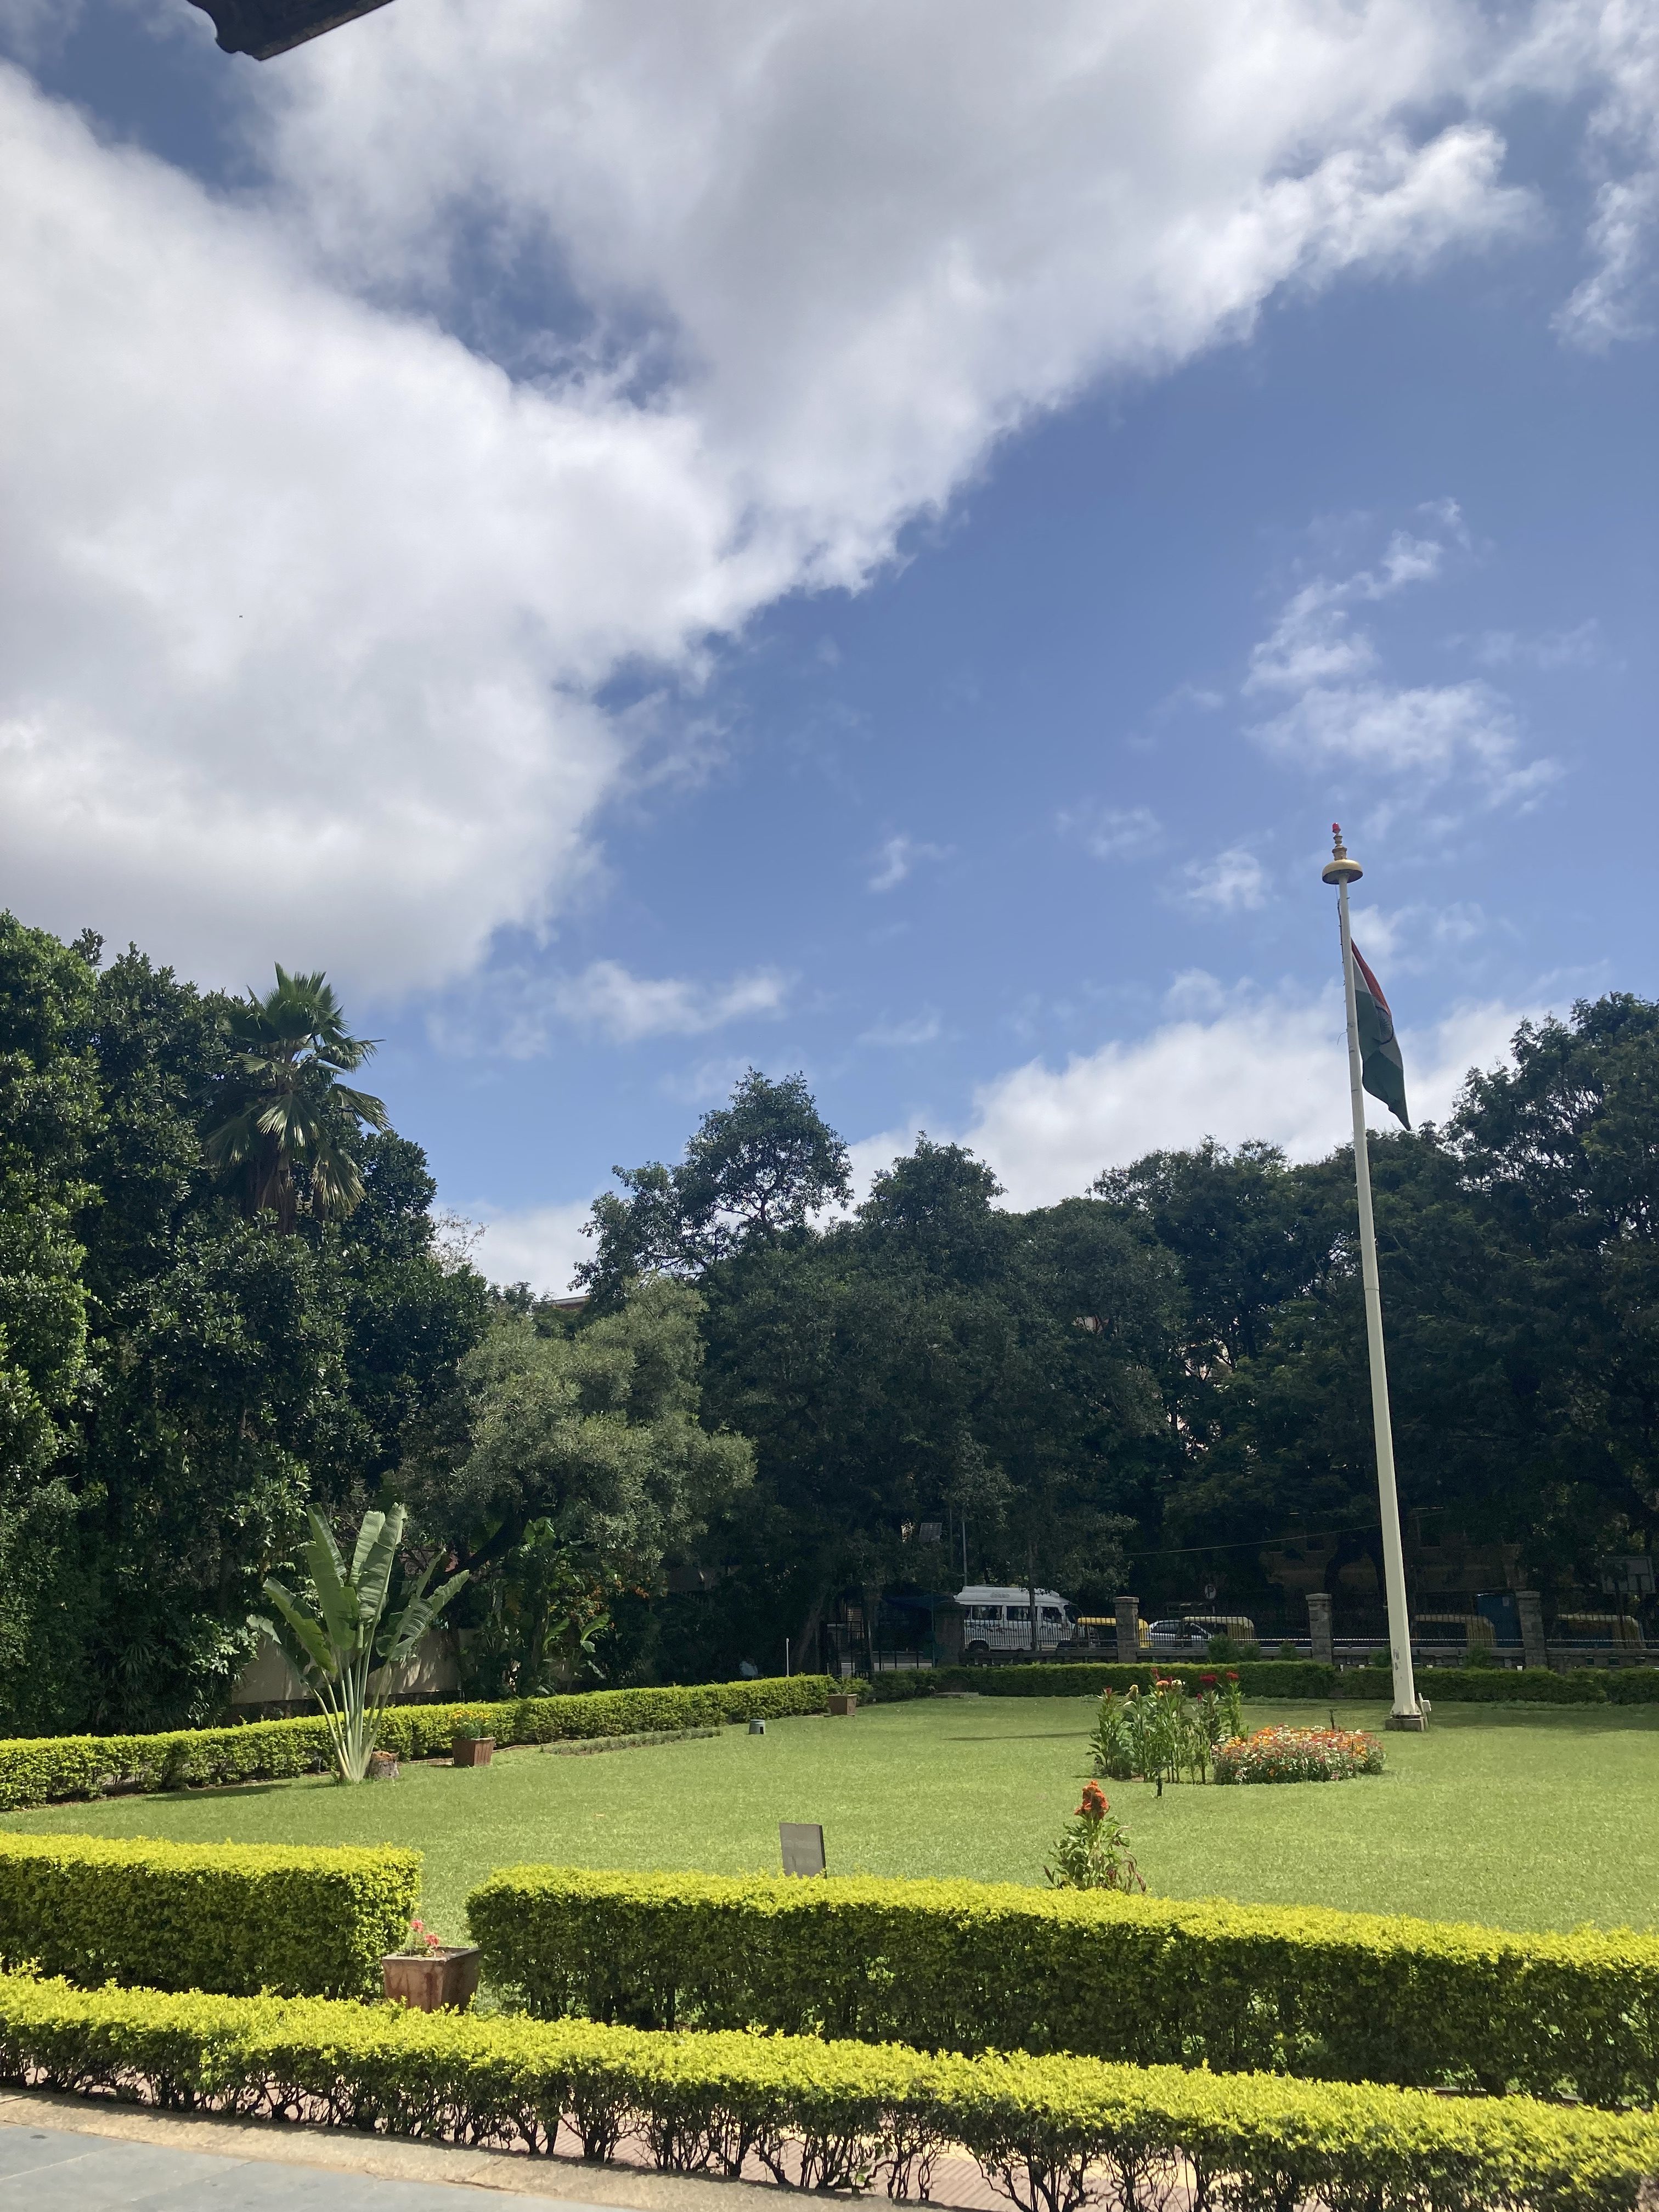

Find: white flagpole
1322;826;1423;1730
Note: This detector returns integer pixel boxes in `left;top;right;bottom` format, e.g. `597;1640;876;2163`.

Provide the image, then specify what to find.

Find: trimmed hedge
903;1659;1655;1705
469;1865;1659;2107
0;1834;418;2000
0;1973;1652;2212
0;1676;843;1812
928;1660;1341;1699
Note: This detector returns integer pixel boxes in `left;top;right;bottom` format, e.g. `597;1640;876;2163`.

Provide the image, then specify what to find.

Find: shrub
1605;1669;1659;1703
1210;1726;1385;1784
0;1834;419;1999
1043;1782;1144;1892
1415;1667;1609;1705
933;1660;1345;1700
467;1864;1659;2106
0;1677;844;1812
926;1660;1645;1707
0;1973;1651;2212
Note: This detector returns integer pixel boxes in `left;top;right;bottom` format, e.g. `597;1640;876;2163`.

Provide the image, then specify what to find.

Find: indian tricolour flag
1350;943;1409;1129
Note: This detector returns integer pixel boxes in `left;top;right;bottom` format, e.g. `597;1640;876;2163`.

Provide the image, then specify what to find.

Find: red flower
1225;1670;1239;1681
1199;1672;1217;1686
1078;1780;1109;1819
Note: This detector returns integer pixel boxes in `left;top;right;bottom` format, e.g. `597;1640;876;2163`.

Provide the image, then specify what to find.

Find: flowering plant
392;1916;448;1957
1211;1725;1385;1785
1195;1670;1246;1746
1044;1780;1146;1892
1089;1689;1136;1779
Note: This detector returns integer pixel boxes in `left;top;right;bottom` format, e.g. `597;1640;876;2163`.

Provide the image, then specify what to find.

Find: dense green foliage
586;1127;1178;1679
574;996;1659;1663
0;1675;847;1810
0;913;492;1734
4;1977;1649;2212
468;1864;1659;2105
408;1278;754;1693
0;1833;416;1997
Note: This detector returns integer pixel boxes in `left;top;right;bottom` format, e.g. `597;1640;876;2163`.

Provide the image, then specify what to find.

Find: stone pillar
1516;1590;1548;1671
1115;1595;1141;1665
1306;1590;1334;1667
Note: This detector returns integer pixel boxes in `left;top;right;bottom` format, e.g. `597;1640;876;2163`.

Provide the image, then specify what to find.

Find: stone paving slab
0;2096;787;2212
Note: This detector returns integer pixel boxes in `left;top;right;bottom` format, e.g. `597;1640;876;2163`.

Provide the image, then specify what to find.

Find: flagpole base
1386;1711;1427;1731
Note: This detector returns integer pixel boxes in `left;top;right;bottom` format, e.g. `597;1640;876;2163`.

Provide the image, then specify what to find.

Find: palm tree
206;967;389;1231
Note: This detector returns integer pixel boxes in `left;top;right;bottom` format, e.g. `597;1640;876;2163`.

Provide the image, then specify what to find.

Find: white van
957;1584;1076;1658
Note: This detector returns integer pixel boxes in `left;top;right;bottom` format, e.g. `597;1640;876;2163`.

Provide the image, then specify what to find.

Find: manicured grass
3;1697;1655;1943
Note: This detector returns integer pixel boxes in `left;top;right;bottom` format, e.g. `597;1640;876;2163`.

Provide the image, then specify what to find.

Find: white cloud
470;1198;595;1295
1470;619;1604;669
1180;845;1270;912
868;835;950;894
0;69;786;992
1347;900;1489;969
1243;514;1560;805
860;1011;944;1048
432;958;788;1054
552;961;788;1043
1064;804;1164;861
944;983;1538;1208
1533;0;1659;348
1;0;1641;989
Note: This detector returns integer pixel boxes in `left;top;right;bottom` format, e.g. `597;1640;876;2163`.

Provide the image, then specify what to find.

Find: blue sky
3;0;1655;1289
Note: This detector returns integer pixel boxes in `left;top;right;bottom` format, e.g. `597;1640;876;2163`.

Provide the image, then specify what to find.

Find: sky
2;0;1655;1291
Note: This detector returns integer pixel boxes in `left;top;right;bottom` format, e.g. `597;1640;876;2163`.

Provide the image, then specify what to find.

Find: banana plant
255;1504;467;1783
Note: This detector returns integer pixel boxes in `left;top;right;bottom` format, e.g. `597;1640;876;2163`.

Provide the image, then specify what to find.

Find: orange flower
1077;1780;1109;1819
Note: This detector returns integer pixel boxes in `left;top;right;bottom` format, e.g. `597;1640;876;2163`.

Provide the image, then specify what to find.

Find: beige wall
230;1629;460;1708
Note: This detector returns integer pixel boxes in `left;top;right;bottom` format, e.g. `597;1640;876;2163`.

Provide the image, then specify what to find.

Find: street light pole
1322;827;1424;1730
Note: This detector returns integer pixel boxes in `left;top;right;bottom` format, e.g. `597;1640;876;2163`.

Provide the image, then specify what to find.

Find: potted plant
450;1707;496;1767
381;1918;482;2011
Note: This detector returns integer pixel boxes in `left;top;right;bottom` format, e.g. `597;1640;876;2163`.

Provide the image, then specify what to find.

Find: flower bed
1211;1725;1385;1784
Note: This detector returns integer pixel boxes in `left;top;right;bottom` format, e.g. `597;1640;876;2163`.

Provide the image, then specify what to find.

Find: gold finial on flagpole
1322;820;1363;886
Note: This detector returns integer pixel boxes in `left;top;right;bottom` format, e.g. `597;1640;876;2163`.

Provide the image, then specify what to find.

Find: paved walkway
0;2097;794;2212
0;2123;597;2208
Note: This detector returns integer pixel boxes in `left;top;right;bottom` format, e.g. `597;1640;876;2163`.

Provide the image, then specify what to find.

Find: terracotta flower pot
381;1945;481;2012
451;1735;495;1767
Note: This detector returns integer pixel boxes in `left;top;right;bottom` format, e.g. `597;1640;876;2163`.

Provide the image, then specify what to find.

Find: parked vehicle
1146;1613;1257;1655
956;1584;1075;1658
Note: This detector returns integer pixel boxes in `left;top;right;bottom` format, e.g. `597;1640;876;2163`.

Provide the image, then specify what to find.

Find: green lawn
4;1697;1656;1944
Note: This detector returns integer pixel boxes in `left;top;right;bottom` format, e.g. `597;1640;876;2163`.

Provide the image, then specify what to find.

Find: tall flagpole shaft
1331;847;1423;1729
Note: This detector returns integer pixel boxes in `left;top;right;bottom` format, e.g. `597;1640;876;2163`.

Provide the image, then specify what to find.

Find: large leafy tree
0;925;490;1734
206;968;388;1232
577;1069;851;1299
689;1133;1176;1673
406;1274;753;1591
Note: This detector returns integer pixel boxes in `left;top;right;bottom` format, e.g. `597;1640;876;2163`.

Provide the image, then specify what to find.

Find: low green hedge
928;1660;1342;1698
0;1973;1650;2211
0;1675;842;1811
468;1865;1659;2107
0;1834;418;2000
897;1659;1655;1704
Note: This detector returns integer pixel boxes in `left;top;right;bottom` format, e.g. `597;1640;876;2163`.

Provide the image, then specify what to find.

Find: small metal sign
779;1821;826;1877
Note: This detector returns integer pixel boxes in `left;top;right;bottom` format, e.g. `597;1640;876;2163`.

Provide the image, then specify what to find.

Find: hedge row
0;1675;842;1811
906;1660;1658;1703
0;1974;1651;2212
0;1835;418;2000
468;1865;1659;2107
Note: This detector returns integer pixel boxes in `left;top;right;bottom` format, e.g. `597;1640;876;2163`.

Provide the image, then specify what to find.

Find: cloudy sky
4;0;1655;1290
